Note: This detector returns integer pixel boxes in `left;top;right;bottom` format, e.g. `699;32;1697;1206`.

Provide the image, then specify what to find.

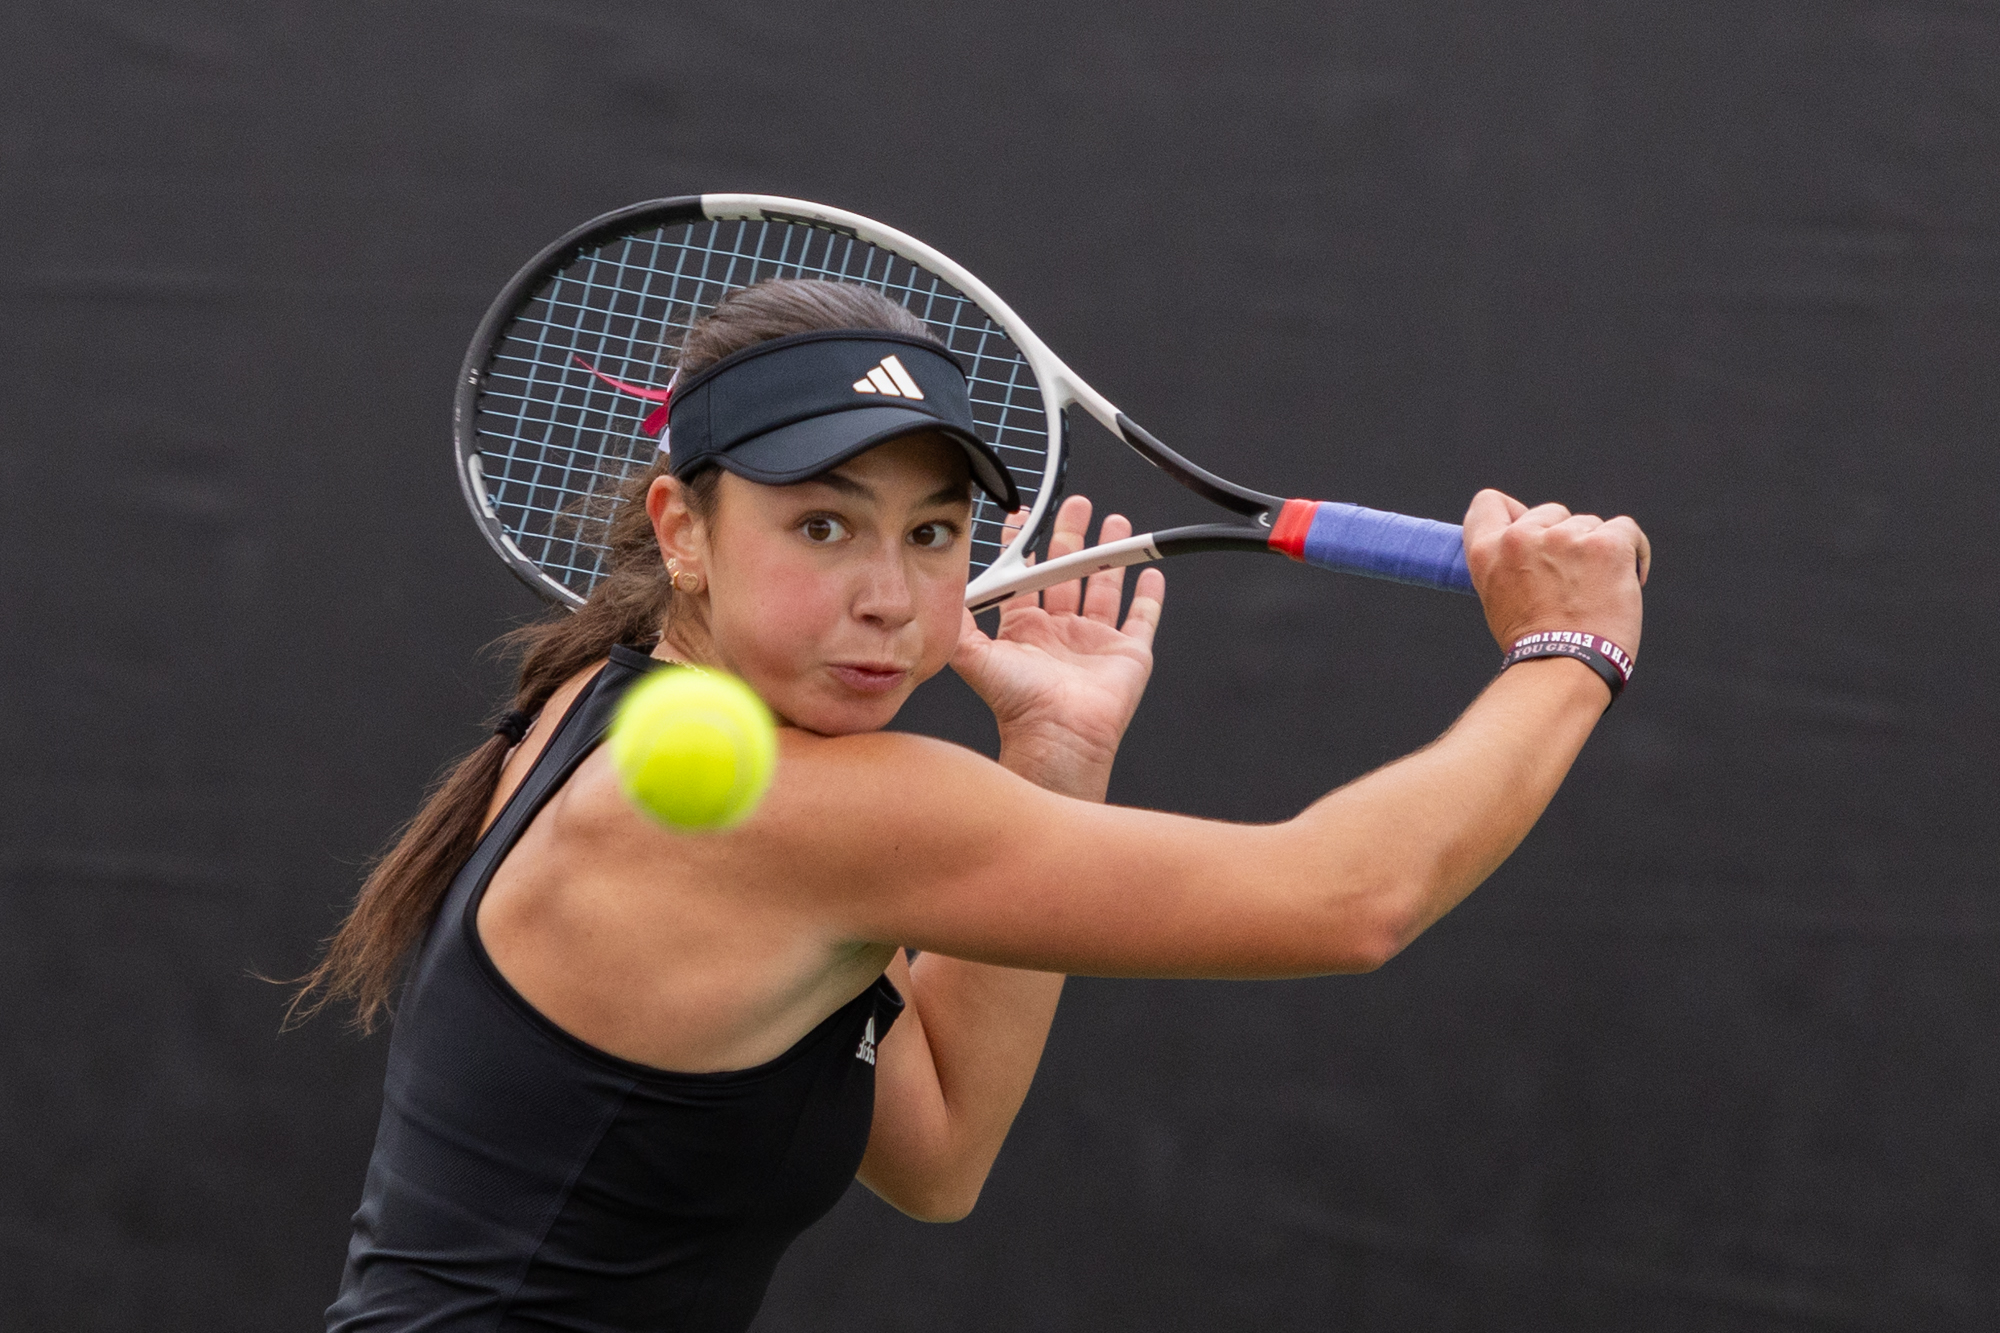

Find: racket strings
475;218;1052;602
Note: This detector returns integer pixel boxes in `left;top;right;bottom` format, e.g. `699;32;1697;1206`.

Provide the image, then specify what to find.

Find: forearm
896;950;1064;1209
866;728;1097;1213
1295;655;1608;957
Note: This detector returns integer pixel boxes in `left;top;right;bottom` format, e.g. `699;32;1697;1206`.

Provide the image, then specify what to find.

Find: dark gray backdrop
2;1;1995;1329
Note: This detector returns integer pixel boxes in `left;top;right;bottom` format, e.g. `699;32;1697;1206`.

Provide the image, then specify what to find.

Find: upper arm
754;732;1400;979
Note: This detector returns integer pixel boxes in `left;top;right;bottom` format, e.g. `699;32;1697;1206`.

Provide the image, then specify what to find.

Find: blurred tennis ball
608;666;777;831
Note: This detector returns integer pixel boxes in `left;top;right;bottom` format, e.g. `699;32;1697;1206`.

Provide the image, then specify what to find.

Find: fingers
1119;566;1166;647
1546;513;1648;586
1520;501;1575;530
948;606;992;680
1605;515;1651;585
1038;496;1095;618
990;494;1166;627
1462;488;1528;542
1496;500;1641;571
1464;489;1593;552
1488;506;1622;568
1464;485;1649;658
1049;493;1093;547
993;506;1038;616
1079;512;1133;624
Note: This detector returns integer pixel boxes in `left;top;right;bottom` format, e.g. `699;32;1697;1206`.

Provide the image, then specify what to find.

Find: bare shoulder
772;727;1006;798
757;728;1050;857
517;710;1167;968
528;723;1043;902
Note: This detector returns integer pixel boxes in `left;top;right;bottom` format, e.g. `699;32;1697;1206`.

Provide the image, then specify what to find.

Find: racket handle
1270;499;1474;594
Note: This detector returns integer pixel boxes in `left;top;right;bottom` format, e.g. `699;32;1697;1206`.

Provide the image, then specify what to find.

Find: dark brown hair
291;279;936;1031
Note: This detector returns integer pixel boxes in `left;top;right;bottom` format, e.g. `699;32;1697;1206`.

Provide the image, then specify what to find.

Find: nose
851;543;918;631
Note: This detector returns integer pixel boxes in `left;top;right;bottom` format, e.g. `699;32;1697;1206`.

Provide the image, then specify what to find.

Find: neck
654;617;715;670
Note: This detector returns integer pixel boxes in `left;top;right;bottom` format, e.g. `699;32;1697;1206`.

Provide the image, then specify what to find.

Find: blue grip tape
1300;503;1473;593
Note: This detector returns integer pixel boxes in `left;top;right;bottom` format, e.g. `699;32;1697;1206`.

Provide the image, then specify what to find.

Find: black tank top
327;646;903;1332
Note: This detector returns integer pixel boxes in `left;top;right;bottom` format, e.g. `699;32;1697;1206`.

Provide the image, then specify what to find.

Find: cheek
708;546;845;674
913;572;966;668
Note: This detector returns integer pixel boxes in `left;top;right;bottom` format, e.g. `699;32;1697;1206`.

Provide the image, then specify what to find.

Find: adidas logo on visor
851;355;925;400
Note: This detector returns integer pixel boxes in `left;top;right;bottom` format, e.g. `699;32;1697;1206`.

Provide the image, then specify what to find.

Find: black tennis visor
665;329;1021;511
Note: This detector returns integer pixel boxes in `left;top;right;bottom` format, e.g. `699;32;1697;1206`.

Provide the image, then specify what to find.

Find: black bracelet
492;709;533;745
1501;631;1634;704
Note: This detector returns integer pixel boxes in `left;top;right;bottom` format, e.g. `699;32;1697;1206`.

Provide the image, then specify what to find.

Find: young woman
304;279;1648;1332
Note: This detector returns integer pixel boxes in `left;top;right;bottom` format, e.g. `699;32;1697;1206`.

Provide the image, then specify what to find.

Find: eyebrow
921;481;974;508
809;472;972;508
810;472;870;498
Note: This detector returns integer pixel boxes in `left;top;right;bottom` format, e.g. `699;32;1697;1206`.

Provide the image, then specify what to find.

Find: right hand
951;496;1165;800
1462;489;1650;660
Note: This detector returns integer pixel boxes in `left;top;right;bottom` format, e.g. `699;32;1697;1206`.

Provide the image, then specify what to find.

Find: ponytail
290;276;936;1031
285;730;514;1031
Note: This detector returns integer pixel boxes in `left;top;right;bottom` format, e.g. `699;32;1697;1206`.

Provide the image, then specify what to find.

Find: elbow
868;1151;991;1224
911;1193;981;1225
863;1119;1004;1223
1331;929;1400;975
1342;925;1410;974
1264;823;1435;975
1321;885;1425;974
888;1175;985;1224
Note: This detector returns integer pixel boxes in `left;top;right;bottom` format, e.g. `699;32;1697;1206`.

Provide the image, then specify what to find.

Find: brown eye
909;522;956;550
800;515;848;544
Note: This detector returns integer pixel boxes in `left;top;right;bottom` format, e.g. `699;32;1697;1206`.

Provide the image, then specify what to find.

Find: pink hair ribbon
571;355;674;444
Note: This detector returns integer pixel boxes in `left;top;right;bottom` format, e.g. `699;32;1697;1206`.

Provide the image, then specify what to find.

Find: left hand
951;496;1166;800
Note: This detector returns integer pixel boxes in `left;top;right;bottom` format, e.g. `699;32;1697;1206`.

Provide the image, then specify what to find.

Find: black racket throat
966;523;1278;614
1152;523;1281;556
1114;414;1280;522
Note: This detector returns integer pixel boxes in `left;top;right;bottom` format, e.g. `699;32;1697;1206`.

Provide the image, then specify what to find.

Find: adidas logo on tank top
855;1017;877;1065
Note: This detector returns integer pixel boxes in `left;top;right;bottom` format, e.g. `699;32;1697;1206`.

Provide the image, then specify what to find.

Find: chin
776;685;910;737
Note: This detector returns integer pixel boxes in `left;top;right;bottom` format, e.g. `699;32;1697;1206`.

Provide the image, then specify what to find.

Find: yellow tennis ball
608;666;777;832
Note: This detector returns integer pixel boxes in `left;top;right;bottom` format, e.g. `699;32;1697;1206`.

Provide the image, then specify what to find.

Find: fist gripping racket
454;194;1474;611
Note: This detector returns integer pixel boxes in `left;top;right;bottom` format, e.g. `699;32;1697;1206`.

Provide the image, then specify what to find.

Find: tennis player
304;278;1648;1332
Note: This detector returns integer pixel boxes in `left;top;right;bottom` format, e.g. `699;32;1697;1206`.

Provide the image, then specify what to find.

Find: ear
646;473;710;579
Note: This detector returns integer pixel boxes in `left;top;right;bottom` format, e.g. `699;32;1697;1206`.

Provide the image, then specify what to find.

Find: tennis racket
454;194;1474;612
